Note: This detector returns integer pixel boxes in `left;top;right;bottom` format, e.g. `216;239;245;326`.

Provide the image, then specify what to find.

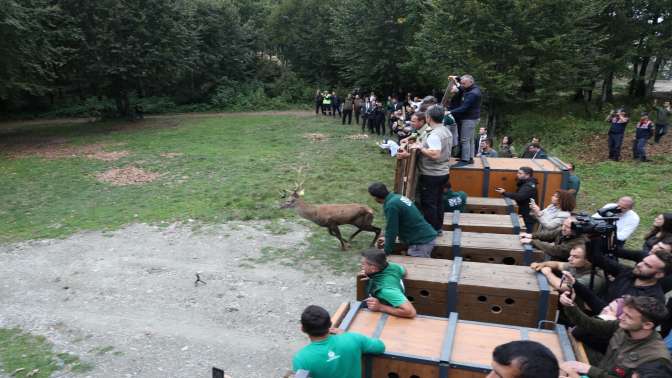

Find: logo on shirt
400;196;413;206
326;350;341;362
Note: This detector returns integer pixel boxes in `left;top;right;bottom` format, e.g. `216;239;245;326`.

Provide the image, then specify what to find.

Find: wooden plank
569;332;590;364
443;212;522;234
330;302;350;328
464;197;518;215
347;309;381;337
381;316;448;358
451;322;520;366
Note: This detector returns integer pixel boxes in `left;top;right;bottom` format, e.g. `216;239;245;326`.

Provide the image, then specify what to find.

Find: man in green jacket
358;249;417;318
559;293;671;378
293;305;385;378
368;182;438;257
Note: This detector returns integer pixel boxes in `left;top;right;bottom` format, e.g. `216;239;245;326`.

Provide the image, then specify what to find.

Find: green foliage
0;328;92;377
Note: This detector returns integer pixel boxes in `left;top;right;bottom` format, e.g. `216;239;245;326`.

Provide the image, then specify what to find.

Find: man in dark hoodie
495;166;537;232
448;74;482;167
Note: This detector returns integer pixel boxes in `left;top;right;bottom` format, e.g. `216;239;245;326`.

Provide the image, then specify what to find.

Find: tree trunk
601;71;614;105
634;56;650;98
646;57;665;97
115;91;130;117
628;57;639;96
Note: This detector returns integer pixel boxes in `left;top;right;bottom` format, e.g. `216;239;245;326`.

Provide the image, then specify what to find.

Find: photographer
593;197;640;247
520;217;588;260
530;243;605;295
606;108;629;161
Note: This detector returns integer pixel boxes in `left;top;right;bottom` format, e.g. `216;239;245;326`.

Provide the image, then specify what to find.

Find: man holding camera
606;108;629;161
593;197;640;248
520;217;588;260
448;74;482;167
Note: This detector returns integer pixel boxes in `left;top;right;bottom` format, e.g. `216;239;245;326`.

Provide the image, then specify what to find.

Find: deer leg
362;225;382;247
329;225;349;250
348;228;364;242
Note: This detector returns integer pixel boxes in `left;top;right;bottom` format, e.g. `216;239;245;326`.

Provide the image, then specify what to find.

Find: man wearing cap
633;112;654;162
358;249;417;318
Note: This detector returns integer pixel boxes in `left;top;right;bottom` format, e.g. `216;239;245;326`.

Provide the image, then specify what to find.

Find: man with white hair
448;74;482;167
594;196;640;247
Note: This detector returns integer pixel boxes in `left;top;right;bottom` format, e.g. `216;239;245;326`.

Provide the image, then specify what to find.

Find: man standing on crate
406;105;454;233
293;305;385;378
495;166;538;233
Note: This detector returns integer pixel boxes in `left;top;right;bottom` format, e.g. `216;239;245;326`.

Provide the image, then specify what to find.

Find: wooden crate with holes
443;211;524;235
393;231;543;266
450;156;570;209
463;196;518;215
356;256;557;328
330;302;576;378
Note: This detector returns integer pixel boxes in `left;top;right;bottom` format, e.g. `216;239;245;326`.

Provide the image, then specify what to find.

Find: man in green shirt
292;305;385;378
566;162;581;198
368;182;438;257
358;249;417;318
443;182;467;212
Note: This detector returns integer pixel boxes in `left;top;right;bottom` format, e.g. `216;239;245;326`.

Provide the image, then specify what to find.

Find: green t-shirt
366;262;407;307
292;333;385;378
383;193;437;254
443;190;467;212
567;174;580;197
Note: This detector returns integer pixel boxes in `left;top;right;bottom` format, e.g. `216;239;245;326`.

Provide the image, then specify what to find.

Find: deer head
279;181;304;209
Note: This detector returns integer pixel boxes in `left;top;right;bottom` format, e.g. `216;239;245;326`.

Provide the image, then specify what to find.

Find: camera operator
530;243;605;295
606;108;629;161
519;217;587;260
592;197;640;247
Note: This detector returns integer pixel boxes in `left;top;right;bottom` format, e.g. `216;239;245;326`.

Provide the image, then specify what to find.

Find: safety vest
323;95;331;105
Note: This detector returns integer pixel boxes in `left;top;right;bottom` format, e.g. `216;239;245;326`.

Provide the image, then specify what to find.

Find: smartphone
530;198;536;205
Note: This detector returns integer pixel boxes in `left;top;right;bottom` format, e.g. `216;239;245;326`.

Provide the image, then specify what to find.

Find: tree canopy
0;0;669;116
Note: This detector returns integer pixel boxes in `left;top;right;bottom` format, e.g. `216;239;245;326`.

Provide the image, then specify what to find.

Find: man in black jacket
449;74;482;167
495;166;537;232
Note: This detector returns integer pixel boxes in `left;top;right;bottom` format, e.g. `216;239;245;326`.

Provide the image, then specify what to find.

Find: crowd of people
606;100;670;162
295;77;672;378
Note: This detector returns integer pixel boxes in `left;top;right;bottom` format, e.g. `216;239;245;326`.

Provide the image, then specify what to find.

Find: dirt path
0;222;354;378
0;111;313;132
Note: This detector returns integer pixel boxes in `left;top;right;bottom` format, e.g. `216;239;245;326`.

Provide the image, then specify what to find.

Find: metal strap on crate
447;257;462;314
509;212;521;234
439;312;459;378
339;301;362;330
503;197;516;214
480;156;491;197
452;228;462;258
451;210;461;227
372;314;388;339
536;273;550;325
522;243;535;265
555;324;577;361
548;156;570;190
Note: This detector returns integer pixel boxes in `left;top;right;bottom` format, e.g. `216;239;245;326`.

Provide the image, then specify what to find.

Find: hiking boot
453;160;471;168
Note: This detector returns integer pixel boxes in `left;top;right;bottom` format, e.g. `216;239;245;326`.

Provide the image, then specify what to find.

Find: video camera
571;204;621;237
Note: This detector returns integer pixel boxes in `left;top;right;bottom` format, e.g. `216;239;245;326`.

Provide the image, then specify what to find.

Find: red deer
280;182;381;250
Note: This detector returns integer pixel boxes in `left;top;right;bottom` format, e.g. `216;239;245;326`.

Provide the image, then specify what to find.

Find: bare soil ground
95;166;162;186
0;222;353;378
577;130;672;164
3;141;130;161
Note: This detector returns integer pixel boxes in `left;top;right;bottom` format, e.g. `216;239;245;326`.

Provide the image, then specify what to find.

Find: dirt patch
96;166;161;186
302;133;328;142
0;222;352;378
345;133;370;140
5;141;130;161
578;131;672;163
160;152;183;158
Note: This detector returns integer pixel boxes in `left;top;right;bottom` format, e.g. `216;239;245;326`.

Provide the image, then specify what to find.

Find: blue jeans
632;137;648;160
608;132;624;160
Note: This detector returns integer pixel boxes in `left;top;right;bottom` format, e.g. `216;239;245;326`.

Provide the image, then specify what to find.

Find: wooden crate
394;230;542;266
450;156;569;208
356;256;557;327
393;149;418;199
443;211;524;234
464;196;518;215
332;302;576;378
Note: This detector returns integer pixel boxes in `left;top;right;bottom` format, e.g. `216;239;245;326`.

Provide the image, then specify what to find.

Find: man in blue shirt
606;108;629;161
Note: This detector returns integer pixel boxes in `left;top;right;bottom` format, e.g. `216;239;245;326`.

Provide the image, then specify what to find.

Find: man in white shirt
594;196;640;246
